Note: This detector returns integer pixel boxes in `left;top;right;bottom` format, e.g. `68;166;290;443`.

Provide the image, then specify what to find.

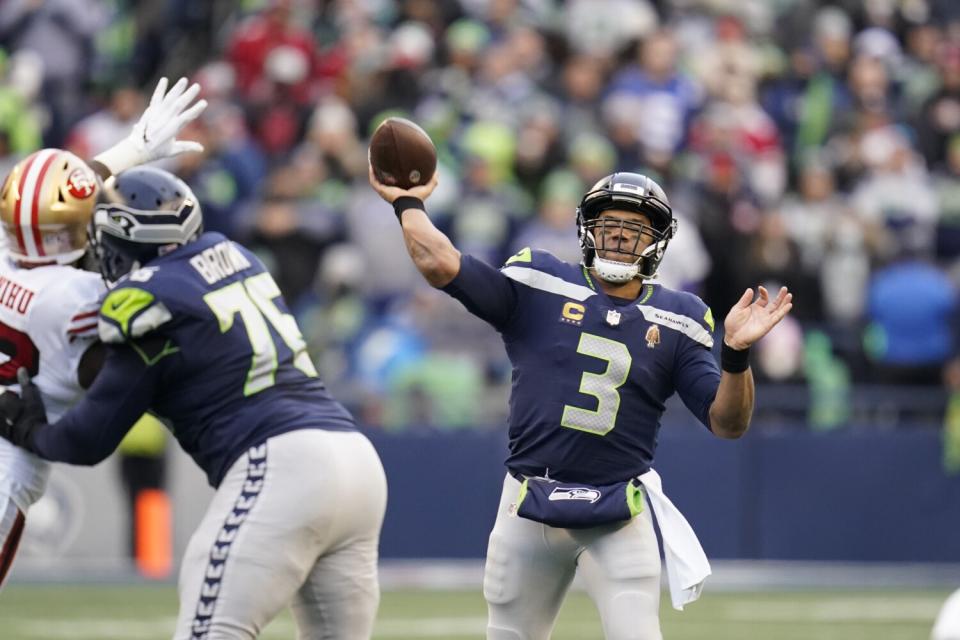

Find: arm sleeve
26;342;161;465
441;254;519;332
673;340;721;430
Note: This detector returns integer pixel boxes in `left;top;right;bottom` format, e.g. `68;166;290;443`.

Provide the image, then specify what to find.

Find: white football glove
93;77;209;176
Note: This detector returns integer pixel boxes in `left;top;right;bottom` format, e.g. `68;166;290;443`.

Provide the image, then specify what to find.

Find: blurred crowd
2;0;959;430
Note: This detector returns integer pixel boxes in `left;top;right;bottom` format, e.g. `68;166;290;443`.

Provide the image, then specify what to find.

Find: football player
0;76;207;588
0;166;387;639
934;589;960;640
369;168;792;639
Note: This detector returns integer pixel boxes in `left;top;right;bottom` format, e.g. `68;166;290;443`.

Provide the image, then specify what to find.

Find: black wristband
392;196;425;223
721;342;751;373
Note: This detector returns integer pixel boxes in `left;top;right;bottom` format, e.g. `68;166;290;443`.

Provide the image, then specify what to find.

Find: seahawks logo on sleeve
98;286;173;344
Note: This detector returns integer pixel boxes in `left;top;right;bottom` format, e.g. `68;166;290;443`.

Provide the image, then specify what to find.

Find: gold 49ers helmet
0;148;100;265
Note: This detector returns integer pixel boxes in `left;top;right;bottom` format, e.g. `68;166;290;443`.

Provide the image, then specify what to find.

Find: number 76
204;273;317;396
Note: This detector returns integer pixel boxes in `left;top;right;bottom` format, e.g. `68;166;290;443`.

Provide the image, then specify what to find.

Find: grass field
0;585;949;639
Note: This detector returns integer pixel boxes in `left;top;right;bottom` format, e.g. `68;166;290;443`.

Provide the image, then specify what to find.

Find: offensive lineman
0;77;207;587
369;168;793;639
0;166;387;639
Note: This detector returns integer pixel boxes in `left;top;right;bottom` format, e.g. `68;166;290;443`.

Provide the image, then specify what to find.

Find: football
369;117;437;189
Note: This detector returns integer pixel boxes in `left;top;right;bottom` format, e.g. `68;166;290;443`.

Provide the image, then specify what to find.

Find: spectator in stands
510;169;583;265
607;29;702;160
0;50;41;160
66;85;144;161
916;42;960;171
851;125;939;260
865;254;958;385
934;134;960;262
0;0;107;144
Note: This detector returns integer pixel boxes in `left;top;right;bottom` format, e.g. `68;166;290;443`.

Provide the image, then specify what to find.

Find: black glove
0;368;47;450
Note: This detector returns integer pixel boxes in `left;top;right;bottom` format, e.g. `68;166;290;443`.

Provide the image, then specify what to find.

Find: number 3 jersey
28;232;354;487
443;248;721;485
0;253;104;509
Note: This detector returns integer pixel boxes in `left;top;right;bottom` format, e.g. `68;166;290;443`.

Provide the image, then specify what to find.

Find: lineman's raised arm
90;77;209;179
368;165;460;287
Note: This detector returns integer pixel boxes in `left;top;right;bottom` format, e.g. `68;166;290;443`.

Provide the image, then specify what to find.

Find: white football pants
173;429;387;640
0;439;50;588
484;473;662;640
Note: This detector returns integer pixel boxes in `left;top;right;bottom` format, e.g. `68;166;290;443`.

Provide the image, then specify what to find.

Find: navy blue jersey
444;248;720;485
30;232;354;486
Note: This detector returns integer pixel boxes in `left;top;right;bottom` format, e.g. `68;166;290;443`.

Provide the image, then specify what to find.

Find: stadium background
1;0;959;637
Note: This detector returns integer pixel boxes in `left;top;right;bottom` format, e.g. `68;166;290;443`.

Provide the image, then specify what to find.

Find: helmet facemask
581;215;675;283
576;173;676;284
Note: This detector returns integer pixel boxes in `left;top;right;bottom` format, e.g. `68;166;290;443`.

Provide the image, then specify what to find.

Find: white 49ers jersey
0;253;105;510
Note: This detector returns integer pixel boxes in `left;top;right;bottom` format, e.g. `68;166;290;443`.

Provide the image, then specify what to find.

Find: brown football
369;117;437;189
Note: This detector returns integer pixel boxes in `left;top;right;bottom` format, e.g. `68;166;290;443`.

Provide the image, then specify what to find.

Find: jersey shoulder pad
637;287;715;348
501;247;565;272
98;282;173;344
675;290;715;332
500;248;595;301
29;269;105;342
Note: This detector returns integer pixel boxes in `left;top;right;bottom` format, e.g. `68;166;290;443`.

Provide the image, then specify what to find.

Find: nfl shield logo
606;309;621;326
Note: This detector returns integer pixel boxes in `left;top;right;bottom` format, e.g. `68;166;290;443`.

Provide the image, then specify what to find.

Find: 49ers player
0;76;206;587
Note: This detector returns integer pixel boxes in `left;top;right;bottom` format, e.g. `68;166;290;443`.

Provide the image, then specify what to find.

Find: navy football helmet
91;167;202;283
576;172;676;283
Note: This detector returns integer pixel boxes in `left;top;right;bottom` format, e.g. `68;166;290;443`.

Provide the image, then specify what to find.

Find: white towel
637;468;712;610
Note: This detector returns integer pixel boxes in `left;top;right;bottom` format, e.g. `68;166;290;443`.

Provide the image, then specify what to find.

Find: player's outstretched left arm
709;286;793;439
0;337;160;465
368;165;460;287
90;77;209;179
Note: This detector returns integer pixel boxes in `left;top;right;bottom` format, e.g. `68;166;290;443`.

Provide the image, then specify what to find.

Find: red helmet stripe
11;151;40;256
29;151;58;257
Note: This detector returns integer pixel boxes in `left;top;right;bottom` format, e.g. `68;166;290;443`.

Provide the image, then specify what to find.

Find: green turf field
0;585;948;639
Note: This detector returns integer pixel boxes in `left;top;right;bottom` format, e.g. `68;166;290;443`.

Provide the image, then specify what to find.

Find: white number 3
561;333;632;436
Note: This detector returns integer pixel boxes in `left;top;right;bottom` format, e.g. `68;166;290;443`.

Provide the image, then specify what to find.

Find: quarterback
0;167;387;639
0;77;206;588
370;168;792;639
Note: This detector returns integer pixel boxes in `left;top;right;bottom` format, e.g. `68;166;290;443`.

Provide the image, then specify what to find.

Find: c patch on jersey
560;301;585;326
99;287;172;344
